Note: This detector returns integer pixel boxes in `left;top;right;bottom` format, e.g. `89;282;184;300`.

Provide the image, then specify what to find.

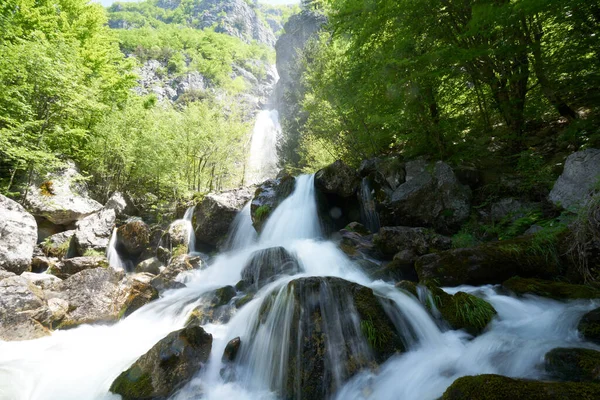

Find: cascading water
245;109;281;186
223;202;257;251
358;177;380;233
183;206;196;254
106;228;126;271
1;174;599;400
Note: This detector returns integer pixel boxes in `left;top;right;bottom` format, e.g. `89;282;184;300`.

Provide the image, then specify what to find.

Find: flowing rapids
1;175;599;400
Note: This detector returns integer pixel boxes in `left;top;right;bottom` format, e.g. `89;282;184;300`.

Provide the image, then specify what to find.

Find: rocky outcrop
379;160;472;233
241;247;301;290
251;175;295;231
545;347;600;382
0;194;37;274
315;160;360;198
110;324;212;400
549;149;600;210
194;187;253;248
246;277;407;400
23;162;102;225
47;256;108;279
117;218;150;258
578;308;600;345
415;236;561;286
442;374;600;399
71;208;116;256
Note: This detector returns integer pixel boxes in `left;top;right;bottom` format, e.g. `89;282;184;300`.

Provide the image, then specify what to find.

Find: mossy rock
545;347;600;382
442;374;600;399
579;308;600;345
395;280;418;297
250;175;296;232
503;277;600;300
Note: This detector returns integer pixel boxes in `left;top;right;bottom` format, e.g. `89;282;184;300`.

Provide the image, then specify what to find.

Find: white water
1;175;599;400
245;110;280;185
223;202;257;251
106;228;126;271
183;206;196;254
358;177;380;233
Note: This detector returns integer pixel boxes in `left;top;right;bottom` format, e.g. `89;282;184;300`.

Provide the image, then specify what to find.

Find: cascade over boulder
110;323;212;400
442;374;600;399
549;149;600;210
71;208;116;256
0;194;37;274
23;161;102;226
241;247;301;290
244;277;408;400
578;308;600;344
194;187;253;248
378;160;472;233
251;175;296;232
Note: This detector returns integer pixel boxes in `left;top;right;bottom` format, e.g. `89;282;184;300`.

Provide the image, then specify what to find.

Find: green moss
579;308;600;344
503;277;600;300
254;205;271;222
545;347;600;382
83;249;105;257
442;374;600;399
110;366;154;399
42;237;71;258
451;232;478;249
172;244;188;257
234;293;254;308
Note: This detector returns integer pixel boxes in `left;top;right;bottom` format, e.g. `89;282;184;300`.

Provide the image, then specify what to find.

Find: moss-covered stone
579;308;600;345
442;374;600;399
117;219;150;257
545;347;600;382
503;277;600;300
251;175;295;232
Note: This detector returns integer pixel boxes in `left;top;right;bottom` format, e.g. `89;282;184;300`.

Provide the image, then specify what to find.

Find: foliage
83;249;105;257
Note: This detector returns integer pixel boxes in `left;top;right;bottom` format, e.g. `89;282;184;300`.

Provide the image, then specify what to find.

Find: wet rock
415;237;561;286
120;273;159;318
442;374;600;399
545;347;600;382
110;324;212;400
578;308;600;345
338;226;379;260
0;194;38;274
503;277;600;300
135;257;162;275
549;149;600;210
150;254;202;293
194;187;253;248
379;160;472;233
48;256;108;279
23;161;102;225
248;277;406;400
373;226;451;259
0;276;53;340
117;218;150;258
241;247;301;290
251;175;295;232
40;230;75;258
185;286;238;326
315;160;360;198
222;337;241;362
71;208;116;256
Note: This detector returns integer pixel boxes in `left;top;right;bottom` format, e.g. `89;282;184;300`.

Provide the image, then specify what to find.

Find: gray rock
20;272;62;289
23;161;102;225
380;160;471;233
315;160;360;198
250;175;295;232
151;254;203;292
194;187;253;247
116;218;150;257
0;194;37;274
120;273;159;317
110;324;212;399
40;230;75;258
48;256;108;279
30;256;58;273
0;276;52;341
241;247;301;290
167;219;193;249
490;198;534;222
104;192;128;217
72;208;115;256
135;257;163;275
174;71;206;98
549;149;600;210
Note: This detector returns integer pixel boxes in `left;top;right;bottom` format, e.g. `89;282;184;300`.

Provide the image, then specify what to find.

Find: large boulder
549;149;600;210
47;256;108;279
104;191;129;218
545;347;600;382
442;374;600;399
23;161;102;225
117;218;150;258
241;277;407;400
379;160;471;233
110;324;212;400
415;236;561;286
315;160;360;198
241;247;301;290
579;308;600;345
0;194;37;274
194;187;253;248
71;208;116;256
251;175;295;232
0;275;54;340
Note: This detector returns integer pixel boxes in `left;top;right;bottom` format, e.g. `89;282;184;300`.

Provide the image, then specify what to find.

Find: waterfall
224;202;257;251
106;228;126;271
245;110;280;186
183;206;196;254
2;172;600;400
358;177;380;233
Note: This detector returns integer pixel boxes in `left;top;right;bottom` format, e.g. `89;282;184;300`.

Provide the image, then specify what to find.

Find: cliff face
273;10;326;166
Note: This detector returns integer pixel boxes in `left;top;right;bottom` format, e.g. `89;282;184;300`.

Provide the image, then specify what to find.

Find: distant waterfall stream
1;176;599;400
